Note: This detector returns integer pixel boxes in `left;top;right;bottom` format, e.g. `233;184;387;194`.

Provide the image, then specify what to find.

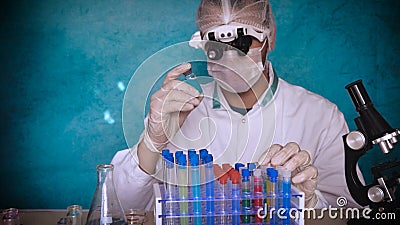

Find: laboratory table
2;209;350;225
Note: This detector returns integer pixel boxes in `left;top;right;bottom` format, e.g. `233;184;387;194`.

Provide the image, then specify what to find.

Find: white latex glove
143;63;202;152
258;142;319;208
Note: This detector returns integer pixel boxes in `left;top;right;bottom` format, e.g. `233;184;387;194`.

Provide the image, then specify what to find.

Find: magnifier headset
189;24;268;60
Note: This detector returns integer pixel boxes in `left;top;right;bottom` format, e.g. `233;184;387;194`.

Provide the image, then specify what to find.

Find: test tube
213;164;224;180
199;149;208;158
282;168;291;225
221;163;233;208
261;163;272;193
247;163;256;195
205;154;215;225
276;166;285;209
162;151;174;223
177;154;189;225
265;166;274;224
253;169;264;224
269;168;278;225
199;149;208;195
162;149;170;162
241;169;251;224
219;173;229;225
213;164;224;203
213;164;224;224
188;149;196;156
190;154;202;225
187;149;196;199
164;153;176;212
162;150;170;187
162;150;169;188
175;151;183;164
183;68;197;80
230;170;241;225
276;166;284;190
234;163;245;172
182;67;203;94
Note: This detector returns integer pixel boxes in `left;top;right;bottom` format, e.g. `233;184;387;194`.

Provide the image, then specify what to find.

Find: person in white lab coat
111;0;362;211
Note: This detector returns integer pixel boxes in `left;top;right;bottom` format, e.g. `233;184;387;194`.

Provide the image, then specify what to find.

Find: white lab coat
111;62;362;211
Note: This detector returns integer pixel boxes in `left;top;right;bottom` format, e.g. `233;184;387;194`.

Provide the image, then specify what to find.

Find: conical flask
86;164;127;225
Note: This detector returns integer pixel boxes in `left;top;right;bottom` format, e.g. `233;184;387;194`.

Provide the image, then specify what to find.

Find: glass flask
86;164;127;225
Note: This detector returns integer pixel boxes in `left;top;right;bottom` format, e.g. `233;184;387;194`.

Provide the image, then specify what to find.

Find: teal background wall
0;0;399;209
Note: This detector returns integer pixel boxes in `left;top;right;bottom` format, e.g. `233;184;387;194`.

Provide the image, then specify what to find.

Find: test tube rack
153;182;305;225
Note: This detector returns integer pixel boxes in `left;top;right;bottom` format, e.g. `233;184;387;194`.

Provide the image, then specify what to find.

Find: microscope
342;80;399;223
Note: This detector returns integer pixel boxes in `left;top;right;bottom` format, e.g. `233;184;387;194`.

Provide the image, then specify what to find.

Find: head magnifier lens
204;36;253;60
204;41;225;60
231;35;252;56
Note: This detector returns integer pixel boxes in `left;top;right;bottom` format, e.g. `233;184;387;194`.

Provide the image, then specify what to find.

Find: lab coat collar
212;61;279;109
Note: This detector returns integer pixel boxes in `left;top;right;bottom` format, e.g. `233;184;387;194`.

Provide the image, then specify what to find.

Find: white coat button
241;118;246;123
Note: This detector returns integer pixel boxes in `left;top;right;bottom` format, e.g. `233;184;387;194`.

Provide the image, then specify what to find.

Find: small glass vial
67;205;83;225
183;68;197;80
182;68;203;94
2;208;20;225
125;209;147;225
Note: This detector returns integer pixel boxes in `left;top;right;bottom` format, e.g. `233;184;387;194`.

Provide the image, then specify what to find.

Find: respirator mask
190;24;268;93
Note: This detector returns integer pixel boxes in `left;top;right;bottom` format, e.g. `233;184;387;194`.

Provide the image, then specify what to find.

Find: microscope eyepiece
345;80;373;112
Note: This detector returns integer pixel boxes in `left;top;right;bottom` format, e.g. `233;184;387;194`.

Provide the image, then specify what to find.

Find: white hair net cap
196;0;275;44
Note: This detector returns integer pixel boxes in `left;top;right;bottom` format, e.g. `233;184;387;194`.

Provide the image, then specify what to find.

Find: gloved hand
143;63;203;152
258;142;319;208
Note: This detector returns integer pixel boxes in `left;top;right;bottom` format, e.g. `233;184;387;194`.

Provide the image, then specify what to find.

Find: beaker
67;205;83;225
86;164;127;225
125;209;148;225
2;208;20;225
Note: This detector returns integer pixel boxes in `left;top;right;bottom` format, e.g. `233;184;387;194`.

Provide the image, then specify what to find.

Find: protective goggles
189;24;268;60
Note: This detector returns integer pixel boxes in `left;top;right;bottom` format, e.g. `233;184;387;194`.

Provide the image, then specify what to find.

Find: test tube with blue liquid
162;149;170;193
189;153;202;225
205;154;215;225
276;165;284;220
269;168;278;225
282;168;291;225
199;149;208;196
